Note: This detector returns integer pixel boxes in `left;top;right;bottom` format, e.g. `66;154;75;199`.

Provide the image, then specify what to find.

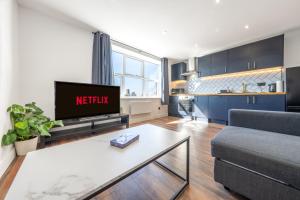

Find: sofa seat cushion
211;126;300;190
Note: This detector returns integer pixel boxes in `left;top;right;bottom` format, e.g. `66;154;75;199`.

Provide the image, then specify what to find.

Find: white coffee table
5;124;190;200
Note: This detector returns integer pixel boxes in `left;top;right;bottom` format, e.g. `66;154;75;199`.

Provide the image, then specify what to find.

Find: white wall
19;7;167;124
284;28;300;68
19;7;94;118
0;0;19;177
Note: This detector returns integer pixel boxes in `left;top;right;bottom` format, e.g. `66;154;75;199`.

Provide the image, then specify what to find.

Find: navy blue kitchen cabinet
227;96;253;111
251;95;286;111
197;35;284;76
171;62;187;81
168;103;180;117
168;96;180;117
227;95;286;113
197;55;211;77
251;35;284;69
194;96;209;118
208;96;228;122
228;45;251;73
211;50;228;75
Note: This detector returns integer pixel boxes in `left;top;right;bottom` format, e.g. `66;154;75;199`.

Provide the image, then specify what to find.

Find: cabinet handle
225;66;227;73
247;96;250;104
247;62;250;70
252;96;256;104
253;61;256;69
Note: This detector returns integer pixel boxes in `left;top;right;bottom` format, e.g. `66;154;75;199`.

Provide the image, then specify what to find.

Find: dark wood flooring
0;116;247;200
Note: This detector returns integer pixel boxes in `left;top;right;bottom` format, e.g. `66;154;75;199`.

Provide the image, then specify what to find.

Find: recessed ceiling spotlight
244;25;250;29
162;30;167;35
194;43;199;48
215;0;220;4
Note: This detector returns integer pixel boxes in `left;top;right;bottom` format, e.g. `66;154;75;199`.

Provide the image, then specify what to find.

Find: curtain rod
92;31;161;61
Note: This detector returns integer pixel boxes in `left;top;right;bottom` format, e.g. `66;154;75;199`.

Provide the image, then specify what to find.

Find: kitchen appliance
276;80;283;92
181;57;198;77
268;83;276;92
171;88;185;94
286;67;300;112
178;96;194;116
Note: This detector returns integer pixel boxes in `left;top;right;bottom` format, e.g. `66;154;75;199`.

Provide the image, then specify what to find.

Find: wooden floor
0;116;247;200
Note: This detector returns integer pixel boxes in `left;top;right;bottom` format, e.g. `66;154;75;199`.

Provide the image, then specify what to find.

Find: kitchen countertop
170;92;287;96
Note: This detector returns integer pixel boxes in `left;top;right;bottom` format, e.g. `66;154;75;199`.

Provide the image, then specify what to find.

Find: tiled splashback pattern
186;71;282;94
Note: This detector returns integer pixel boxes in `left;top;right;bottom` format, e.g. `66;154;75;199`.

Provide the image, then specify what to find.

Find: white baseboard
0;146;16;178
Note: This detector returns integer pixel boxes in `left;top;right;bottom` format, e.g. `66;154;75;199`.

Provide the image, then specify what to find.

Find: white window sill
121;96;161;99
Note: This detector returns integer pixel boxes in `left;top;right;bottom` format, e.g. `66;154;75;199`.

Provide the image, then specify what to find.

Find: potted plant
1;102;63;156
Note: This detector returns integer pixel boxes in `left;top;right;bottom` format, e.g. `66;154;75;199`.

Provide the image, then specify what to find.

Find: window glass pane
144;81;157;96
114;76;121;86
112;51;123;74
124;77;143;96
144;62;159;80
125;57;142;76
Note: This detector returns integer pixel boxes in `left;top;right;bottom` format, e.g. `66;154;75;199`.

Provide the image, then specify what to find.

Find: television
55;81;120;120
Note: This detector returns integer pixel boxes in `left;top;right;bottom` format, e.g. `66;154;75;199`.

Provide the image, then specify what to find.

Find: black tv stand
39;114;129;148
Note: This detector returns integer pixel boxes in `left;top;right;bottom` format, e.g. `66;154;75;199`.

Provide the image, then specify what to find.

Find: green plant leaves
7;104;25;114
1;102;64;146
25;102;43;115
1;130;17;145
53;120;64;127
15;121;28;130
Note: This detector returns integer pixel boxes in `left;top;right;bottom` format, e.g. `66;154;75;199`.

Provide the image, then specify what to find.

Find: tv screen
55;81;120;120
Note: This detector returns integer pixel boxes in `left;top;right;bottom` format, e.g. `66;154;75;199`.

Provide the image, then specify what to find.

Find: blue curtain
92;32;113;85
161;58;169;105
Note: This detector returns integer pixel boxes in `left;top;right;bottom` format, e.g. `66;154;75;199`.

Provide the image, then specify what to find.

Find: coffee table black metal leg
154;138;190;200
80;137;190;200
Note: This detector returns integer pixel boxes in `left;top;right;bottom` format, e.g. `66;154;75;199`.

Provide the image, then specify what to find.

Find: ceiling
18;0;300;59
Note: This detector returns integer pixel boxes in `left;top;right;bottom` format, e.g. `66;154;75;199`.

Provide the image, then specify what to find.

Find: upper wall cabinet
228;44;252;73
197;35;284;76
211;50;228;75
197;55;211;77
250;35;284;69
171;62;187;81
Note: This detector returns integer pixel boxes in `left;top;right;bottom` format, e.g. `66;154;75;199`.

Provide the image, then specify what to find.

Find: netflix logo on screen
76;96;109;106
55;82;120;120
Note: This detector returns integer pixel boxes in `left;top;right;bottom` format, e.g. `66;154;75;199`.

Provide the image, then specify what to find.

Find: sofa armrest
229;109;300;137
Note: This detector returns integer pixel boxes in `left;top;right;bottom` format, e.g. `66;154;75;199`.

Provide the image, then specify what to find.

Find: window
112;50;161;98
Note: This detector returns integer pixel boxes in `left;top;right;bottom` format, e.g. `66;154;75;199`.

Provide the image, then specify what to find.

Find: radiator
130;101;152;115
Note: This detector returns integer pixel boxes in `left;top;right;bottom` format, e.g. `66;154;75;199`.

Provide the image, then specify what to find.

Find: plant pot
14;137;38;156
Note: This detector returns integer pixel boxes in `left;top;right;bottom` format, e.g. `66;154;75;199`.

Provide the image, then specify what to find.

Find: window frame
112;50;161;98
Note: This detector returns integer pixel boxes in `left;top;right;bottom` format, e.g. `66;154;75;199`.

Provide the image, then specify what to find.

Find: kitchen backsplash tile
186;70;282;94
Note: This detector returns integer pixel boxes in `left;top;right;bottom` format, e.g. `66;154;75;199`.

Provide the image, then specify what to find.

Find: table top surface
5;124;189;200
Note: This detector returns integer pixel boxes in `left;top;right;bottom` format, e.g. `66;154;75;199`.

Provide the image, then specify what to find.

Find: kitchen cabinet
228;35;284;72
211;51;228;75
197;55;211;77
251;95;286;111
197;35;284;76
194;96;209;118
227;96;252;110
227;95;286;113
168;96;180;117
251;35;284;69
208;96;228;122
228;45;251;73
171;62;187;81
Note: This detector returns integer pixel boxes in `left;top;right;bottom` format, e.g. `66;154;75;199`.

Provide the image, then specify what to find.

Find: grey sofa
211;109;300;200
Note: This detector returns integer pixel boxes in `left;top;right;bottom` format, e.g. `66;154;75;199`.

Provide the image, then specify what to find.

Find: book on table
110;133;139;148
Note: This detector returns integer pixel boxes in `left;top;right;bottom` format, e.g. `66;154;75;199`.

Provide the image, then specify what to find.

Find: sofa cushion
211;126;300;190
